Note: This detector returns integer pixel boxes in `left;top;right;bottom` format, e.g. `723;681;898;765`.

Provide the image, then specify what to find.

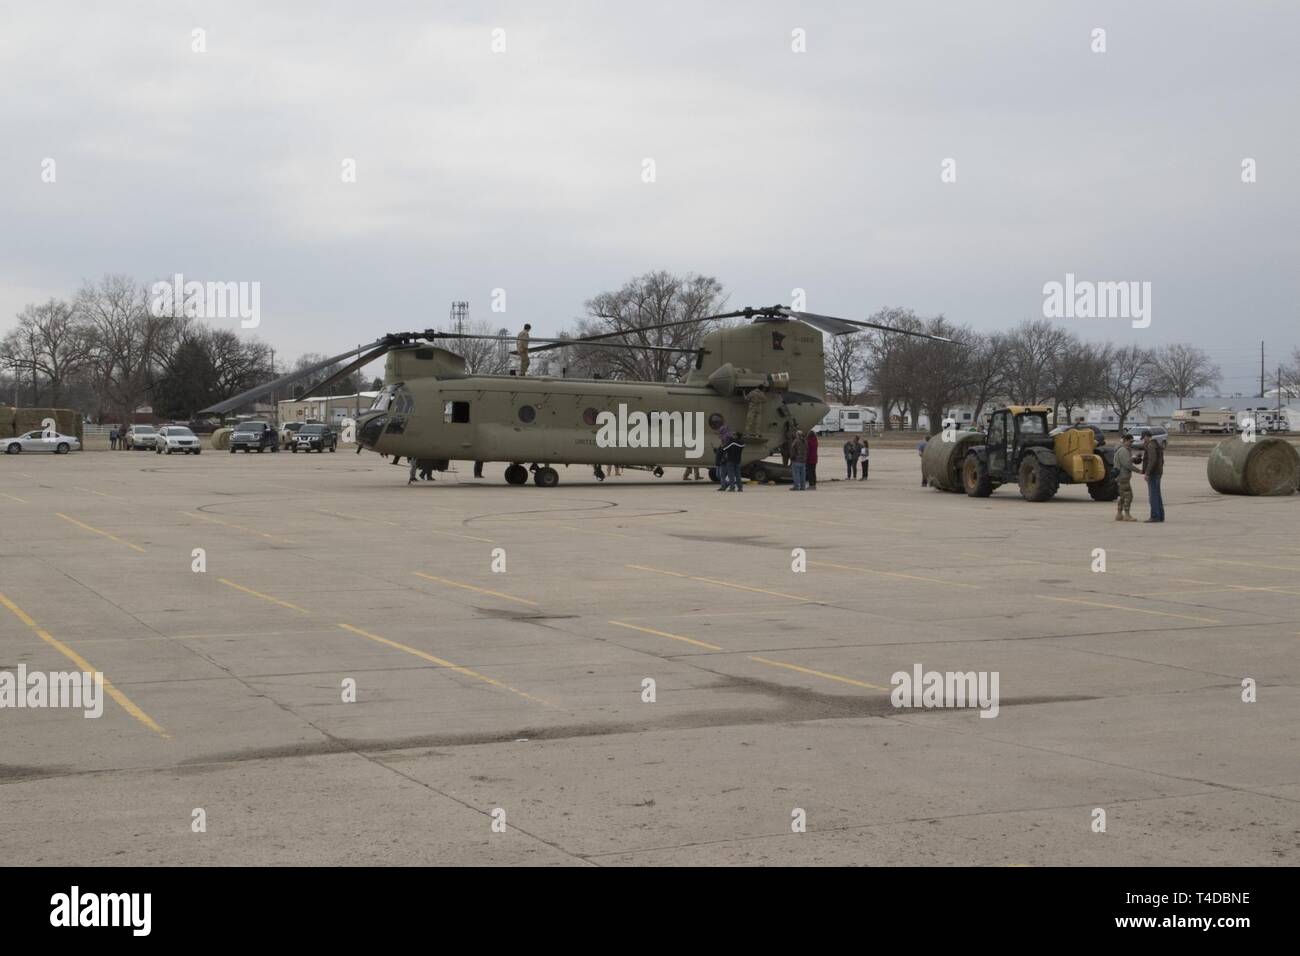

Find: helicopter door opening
444;400;475;452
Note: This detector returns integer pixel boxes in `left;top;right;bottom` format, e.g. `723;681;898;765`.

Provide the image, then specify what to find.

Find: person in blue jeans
1140;428;1165;522
789;430;808;490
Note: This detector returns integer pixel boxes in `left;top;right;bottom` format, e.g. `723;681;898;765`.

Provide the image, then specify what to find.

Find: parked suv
155;425;202;455
123;424;157;450
229;421;279;453
292;423;337;453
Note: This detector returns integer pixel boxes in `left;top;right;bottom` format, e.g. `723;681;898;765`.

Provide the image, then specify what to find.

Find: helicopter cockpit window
444;401;470;424
369;391;392;412
394;391;414;415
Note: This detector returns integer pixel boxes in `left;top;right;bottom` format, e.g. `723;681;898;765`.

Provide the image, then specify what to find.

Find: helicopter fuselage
356;373;827;469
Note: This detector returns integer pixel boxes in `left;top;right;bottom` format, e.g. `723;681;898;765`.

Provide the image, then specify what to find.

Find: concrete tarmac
1;447;1296;865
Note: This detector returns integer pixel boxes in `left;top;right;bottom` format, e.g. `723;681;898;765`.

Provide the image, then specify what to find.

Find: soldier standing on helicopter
516;324;532;376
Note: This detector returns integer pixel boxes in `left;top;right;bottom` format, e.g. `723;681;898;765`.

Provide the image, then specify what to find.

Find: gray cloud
1;0;1296;390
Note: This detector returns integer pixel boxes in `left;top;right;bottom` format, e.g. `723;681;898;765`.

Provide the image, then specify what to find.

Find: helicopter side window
444;401;470;424
394;392;414;414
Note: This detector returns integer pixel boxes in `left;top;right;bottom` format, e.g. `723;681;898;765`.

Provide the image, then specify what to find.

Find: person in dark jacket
806;430;819;489
843;436;863;479
724;432;746;492
1140;429;1165;522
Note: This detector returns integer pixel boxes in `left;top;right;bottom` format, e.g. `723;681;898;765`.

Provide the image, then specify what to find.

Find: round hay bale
922;431;984;492
210;427;233;450
1207;436;1300;496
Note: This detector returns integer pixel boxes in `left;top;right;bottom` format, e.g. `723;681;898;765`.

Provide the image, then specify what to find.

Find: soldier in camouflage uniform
744;385;768;440
1113;433;1138;521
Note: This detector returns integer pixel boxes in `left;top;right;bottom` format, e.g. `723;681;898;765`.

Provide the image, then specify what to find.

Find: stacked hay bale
922;431;985;492
210;427;233;450
0;406;14;439
8;407;83;441
1207;437;1300;496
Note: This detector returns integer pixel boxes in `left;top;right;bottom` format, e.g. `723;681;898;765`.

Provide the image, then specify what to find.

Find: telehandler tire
1018;456;1059;502
962;456;993;497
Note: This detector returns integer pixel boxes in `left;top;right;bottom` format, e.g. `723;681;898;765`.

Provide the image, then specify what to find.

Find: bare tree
1050;339;1110;424
572;271;728;381
863;307;925;429
1152;343;1221;408
911;317;977;436
77;275;176;422
1101;344;1160;430
0;298;92;405
967;331;1009;424
452;319;512;375
1002;319;1074;406
823;332;866;404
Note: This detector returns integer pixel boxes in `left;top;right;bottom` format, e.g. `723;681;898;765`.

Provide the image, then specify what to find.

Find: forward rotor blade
432;332;696;355
303;344;391;398
198;338;391;415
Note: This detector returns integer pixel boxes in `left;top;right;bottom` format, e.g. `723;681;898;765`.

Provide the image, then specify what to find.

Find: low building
276;392;377;427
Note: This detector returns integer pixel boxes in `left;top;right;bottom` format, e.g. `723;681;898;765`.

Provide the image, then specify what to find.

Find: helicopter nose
357;412;387;449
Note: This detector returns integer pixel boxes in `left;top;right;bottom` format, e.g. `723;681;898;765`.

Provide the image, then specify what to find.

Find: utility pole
1260;341;1265;398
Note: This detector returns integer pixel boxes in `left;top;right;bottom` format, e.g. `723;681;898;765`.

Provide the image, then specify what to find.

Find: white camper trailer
819;405;874;433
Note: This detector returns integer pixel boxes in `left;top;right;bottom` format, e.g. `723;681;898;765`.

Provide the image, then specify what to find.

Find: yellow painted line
1038;595;1219;624
0;491;27;503
609;620;724;651
412;572;538;606
336;623;553;707
626;564;810;602
55;512;145;552
217;578;310;614
748;655;890;692
0;593;169;738
181;511;289;542
74;486;126;502
1137;577;1300;598
813;559;980;589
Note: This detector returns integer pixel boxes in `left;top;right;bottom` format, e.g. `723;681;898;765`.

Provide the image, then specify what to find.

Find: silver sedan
4;430;82;454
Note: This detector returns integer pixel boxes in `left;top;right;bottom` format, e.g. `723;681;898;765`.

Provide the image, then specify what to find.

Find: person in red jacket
806;429;819;490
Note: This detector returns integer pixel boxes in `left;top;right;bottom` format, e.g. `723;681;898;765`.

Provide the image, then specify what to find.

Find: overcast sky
2;0;1296;393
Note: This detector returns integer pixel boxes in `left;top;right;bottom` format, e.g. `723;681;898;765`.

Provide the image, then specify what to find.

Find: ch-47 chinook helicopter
200;306;954;487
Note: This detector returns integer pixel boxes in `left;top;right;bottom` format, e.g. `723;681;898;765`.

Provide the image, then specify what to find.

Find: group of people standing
1113;429;1166;522
841;435;869;481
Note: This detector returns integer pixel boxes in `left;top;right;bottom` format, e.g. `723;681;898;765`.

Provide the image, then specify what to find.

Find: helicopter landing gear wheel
504;464;529;485
534;466;559;488
652;466;664;477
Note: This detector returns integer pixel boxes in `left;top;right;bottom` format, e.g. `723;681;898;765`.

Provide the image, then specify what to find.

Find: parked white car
124;424;157;450
154;425;202;455
5;430;81;454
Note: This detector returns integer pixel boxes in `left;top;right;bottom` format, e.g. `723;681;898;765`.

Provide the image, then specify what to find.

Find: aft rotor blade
779;308;959;344
198;338;391;415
